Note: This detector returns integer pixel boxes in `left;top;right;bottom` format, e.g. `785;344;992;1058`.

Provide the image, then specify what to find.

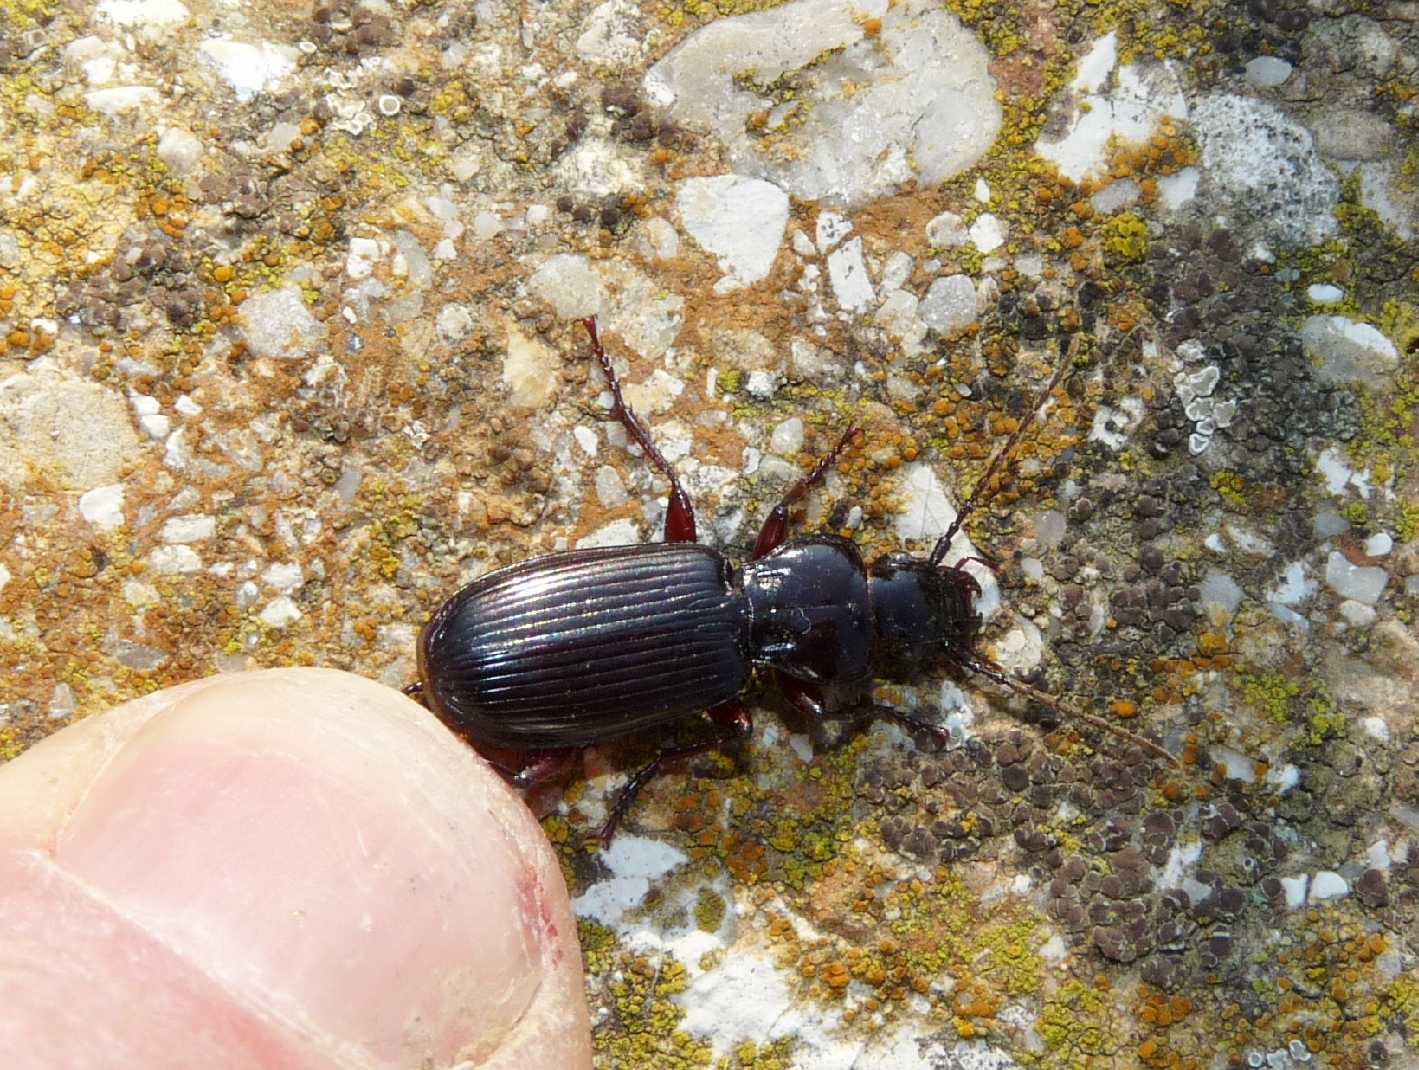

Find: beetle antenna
929;332;1079;567
957;652;1178;767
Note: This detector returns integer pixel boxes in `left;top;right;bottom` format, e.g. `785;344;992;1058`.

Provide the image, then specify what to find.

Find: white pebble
827;238;875;311
234;581;260;611
573;425;599;458
578;517;643;549
1360;716;1391;743
1364;531;1392;557
770;417;804;456
122;580;159;607
473;211;503;240
919;273;977;334
79;483;126;531
1033;509;1066;548
968;212;1005;254
924;210;968;247
1324;551;1388;605
160;514;215;543
1309;871;1348;901
745;370;780;399
149;545;202;574
1244;56;1293;88
595;466;629;508
139;412;171;440
259;596;302;628
1199;569;1243;618
262;562;303;591
1339;599;1377;627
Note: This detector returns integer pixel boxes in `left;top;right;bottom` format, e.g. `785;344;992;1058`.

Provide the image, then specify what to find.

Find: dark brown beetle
408;318;1174;841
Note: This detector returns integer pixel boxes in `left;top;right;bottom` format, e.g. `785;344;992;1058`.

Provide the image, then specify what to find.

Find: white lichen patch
1035;35;1187;183
571;834;687;928
1189;93;1340;246
197;38;298;103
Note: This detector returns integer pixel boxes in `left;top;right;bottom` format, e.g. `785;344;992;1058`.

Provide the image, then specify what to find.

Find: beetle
408;317;1174;842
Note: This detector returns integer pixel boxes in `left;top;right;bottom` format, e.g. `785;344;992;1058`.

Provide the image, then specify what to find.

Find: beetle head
868;552;982;680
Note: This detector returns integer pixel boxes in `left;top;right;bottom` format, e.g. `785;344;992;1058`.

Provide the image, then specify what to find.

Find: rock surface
646;0;1000;206
3;1;1418;1068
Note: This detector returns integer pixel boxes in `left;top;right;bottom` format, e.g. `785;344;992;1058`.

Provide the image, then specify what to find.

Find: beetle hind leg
600;700;752;846
506;749;580;789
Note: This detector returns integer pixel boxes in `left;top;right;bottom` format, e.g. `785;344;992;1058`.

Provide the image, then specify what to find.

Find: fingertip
1;668;591;1069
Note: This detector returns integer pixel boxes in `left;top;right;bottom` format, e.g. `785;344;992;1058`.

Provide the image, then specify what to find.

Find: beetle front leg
847;702;951;751
600;700;751;846
582;316;698;543
777;673;949;751
775;670;827;719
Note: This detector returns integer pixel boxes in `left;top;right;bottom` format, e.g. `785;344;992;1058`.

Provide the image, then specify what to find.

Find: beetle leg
470;747;579;790
752;426;861;559
929;333;1081;568
506;749;579;789
954;652;1178;767
776;670;826;718
600;700;752;846
848;702;951;750
950;552;998;575
401;680;424;702
581;316;697;543
778;673;949;751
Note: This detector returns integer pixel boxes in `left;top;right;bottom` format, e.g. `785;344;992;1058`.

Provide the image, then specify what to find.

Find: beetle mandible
408;317;1174;843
